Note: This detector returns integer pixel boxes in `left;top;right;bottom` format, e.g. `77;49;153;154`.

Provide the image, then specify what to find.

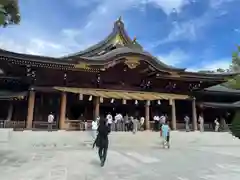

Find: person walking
161;121;171;149
140;116;145;131
93;119;110;167
184;115;190;132
91;117;98;141
132;117;138;134
198;114;204;132
48;112;54;131
106;112;113;131
214;118;220;132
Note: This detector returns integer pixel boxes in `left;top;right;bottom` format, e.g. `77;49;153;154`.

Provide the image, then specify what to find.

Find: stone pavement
1;130;240;180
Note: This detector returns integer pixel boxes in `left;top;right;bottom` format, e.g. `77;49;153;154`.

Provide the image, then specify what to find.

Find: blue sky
0;0;239;71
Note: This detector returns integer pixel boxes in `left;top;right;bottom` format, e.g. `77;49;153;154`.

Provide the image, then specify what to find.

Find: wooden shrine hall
0;17;236;131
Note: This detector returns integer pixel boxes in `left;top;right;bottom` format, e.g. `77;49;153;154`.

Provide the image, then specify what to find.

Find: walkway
1;130;240;180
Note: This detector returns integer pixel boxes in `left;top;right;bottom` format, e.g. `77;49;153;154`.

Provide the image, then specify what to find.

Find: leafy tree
0;0;20;27
230;110;240;139
226;46;240;89
228;46;240;139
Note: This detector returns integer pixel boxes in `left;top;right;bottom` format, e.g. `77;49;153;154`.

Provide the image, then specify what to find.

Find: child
161;121;170;149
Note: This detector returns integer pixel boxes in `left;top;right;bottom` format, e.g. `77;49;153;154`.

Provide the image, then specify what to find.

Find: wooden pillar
27;91;35;129
192;98;198;131
93;97;100;120
59;92;67;130
145;100;150;130
171;99;177;130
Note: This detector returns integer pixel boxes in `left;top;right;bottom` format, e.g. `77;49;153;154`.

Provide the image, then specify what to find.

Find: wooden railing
32;121;58;131
0;120;26;130
65;120;89;131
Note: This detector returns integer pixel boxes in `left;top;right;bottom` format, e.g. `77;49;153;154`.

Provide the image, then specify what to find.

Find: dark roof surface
0;91;27;99
201;101;240;109
77;47;185;71
204;84;240;94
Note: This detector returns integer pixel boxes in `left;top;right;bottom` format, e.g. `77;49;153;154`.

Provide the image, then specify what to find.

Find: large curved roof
62;17;143;58
0;17;238;81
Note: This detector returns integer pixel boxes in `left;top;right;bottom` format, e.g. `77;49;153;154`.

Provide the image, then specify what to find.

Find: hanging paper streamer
79;94;83;100
122;99;126;104
169;99;173;105
100;97;103;103
135;100;138;105
111;98;114;103
89;95;92;101
157;100;161;105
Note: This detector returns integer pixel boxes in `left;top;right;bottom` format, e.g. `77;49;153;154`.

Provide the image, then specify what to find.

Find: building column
145;100;150;130
59;92;67;130
170;99;177;130
27;90;35;129
192;98;198;131
93;97;100;120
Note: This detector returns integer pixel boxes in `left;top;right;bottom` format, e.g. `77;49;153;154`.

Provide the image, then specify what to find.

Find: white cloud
0;36;68;57
0;0;233;59
140;0;189;15
187;58;231;72
209;0;235;9
0;0;192;57
157;49;189;66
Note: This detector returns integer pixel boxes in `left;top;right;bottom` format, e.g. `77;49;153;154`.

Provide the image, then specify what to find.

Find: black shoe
100;158;105;167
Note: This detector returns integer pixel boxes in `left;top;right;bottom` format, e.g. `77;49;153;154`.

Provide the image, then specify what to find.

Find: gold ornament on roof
113;33;124;45
169;71;180;78
75;62;90;69
124;56;140;69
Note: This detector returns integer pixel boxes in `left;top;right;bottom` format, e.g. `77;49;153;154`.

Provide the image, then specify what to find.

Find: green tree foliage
227;46;240;89
230;110;240;139
0;0;20;27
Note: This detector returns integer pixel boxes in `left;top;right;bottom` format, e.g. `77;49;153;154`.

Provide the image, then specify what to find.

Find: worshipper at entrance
91;117;99;141
140;116;145;131
93;118;110;167
160;114;166;130
48;112;54;131
153;114;160;131
198;114;204;132
132;116;139;134
114;113;123;131
161;121;170;149
124;114;130;131
184;115;190;132
106;112;113;131
214;118;220;132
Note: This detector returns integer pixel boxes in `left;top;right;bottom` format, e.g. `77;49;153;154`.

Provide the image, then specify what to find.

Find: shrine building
0;17;237;131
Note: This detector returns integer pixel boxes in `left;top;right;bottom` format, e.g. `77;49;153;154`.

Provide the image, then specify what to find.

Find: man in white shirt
160;115;166;124
140;116;145;130
153;115;160;131
48;112;54;131
214;118;220;132
198;115;204;132
184;115;190;132
91;118;98;141
106;113;113;131
114;113;123;131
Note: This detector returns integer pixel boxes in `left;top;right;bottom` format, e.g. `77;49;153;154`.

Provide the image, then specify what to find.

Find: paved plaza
1;130;240;180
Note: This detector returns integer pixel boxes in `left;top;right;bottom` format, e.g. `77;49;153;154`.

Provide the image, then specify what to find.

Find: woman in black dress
93;118;110;167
